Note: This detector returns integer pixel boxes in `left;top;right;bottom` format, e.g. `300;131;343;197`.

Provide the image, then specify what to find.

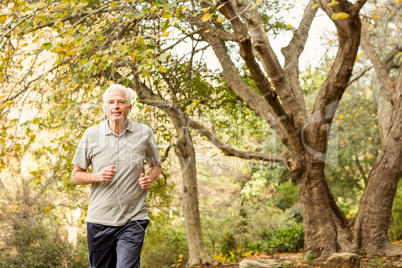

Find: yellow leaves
311;3;320;9
201;7;210;13
0;15;7;24
187;100;200;111
109;1;118;9
162;10;172;19
339;114;344;119
287;24;292;28
182;6;189;13
55;20;63;28
217;4;225;10
250;0;262;10
368;137;372;141
201;13;213;22
327;1;339;7
174;254;184;267
216;17;225;23
158;65;167;73
332;12;349;20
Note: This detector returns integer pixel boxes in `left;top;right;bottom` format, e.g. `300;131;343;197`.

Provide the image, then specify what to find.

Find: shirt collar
104;119;134;135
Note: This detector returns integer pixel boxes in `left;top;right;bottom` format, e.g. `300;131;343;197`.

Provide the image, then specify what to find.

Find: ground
216;241;402;268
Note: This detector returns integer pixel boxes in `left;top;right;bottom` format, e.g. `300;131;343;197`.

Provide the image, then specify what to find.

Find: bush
0;220;88;268
141;215;188;268
247;222;304;254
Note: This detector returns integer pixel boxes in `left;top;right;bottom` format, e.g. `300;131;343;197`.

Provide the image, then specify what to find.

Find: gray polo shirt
72;119;159;226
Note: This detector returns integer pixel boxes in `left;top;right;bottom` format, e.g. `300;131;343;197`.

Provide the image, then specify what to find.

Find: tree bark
169;115;212;267
353;76;402;256
130;68;212;267
295;155;353;259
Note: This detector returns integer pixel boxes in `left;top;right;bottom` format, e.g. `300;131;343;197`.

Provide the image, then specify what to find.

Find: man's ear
129;104;133;112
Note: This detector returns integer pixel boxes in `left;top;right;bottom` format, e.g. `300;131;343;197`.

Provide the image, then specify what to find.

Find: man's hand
96;165;116;182
138;173;152;190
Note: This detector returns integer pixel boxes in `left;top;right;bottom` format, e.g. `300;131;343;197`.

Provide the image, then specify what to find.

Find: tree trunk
170;115;212;267
294;154;354;259
354;95;402;256
131;66;212;267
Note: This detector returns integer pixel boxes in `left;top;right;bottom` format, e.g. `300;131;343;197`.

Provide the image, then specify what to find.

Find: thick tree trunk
170;116;212;267
295;154;354;260
354;95;402;256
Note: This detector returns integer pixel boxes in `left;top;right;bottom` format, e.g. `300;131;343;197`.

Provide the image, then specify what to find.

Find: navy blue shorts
87;220;149;268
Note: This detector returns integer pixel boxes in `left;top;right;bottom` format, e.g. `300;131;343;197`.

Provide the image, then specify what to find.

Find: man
71;84;161;268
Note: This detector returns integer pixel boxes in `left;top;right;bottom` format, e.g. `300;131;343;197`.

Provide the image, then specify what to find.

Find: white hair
102;84;133;107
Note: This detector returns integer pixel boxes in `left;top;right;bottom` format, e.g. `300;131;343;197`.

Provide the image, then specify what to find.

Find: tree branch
281;0;318;117
313;0;361;116
360;23;396;102
195;27;293;148
186;16;237;42
26;4;112;34
353;0;369;14
189;118;285;163
216;0;304;153
346;66;373;88
129;62;285;164
161;143;176;162
233;0;307;129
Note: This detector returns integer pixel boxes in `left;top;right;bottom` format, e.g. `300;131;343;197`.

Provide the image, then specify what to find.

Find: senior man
71;84;161;268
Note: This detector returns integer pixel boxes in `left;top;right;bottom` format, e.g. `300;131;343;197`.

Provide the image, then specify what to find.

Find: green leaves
42;42;53;50
159;52;170;63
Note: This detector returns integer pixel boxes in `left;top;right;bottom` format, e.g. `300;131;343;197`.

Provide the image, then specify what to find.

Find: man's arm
138;161;162;190
71;165;116;185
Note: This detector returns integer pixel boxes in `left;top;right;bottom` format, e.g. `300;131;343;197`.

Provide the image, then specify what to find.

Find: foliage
250;223;304;254
202;198;303;264
142;214;188;268
0;215;88;267
389;181;402;241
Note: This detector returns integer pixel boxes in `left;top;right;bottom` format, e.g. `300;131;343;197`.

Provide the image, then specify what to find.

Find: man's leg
87;222;118;268
116;220;149;268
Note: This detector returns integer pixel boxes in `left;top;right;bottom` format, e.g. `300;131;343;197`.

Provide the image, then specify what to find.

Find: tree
355;0;402;255
161;0;401;259
0;1;213;265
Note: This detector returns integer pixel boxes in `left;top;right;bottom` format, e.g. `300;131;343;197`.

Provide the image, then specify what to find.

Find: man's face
105;90;132;123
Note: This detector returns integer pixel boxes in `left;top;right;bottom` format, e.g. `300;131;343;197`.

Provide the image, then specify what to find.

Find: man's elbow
71;166;85;185
71;172;79;185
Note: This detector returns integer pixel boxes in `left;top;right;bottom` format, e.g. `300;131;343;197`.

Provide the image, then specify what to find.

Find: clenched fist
96;165;116;182
138;173;152;190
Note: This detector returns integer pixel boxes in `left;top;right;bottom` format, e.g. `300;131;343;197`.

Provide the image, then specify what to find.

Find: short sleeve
72;130;92;170
145;128;160;163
